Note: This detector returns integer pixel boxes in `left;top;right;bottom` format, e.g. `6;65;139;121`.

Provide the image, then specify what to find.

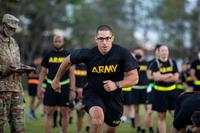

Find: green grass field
5;91;173;133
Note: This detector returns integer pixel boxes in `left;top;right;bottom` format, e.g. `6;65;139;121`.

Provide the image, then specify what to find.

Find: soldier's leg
45;106;56;133
10;92;24;133
60;106;70;133
0;93;7;133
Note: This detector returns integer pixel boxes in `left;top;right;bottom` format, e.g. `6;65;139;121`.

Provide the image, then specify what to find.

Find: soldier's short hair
2;14;19;29
96;25;113;35
53;35;64;42
155;44;162;51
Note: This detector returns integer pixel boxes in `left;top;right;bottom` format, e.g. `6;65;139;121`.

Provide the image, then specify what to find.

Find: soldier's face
3;24;16;37
95;30;114;55
53;37;64;49
134;49;144;61
159;46;169;60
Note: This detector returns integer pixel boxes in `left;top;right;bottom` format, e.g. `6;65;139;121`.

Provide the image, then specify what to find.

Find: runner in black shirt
51;25;139;133
37;35;75;133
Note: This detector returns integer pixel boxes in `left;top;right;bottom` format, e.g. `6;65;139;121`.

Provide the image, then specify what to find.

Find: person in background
0;13;34;133
37;35;75;133
132;48;150;133
146;44;162;133
27;56;42;120
190;50;200;92
150;45;179;133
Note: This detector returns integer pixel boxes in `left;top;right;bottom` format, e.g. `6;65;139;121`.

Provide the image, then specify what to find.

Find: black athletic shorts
122;91;133;105
146;91;154;104
43;84;70;106
28;84;37;96
83;90;123;127
152;89;179;112
131;89;147;105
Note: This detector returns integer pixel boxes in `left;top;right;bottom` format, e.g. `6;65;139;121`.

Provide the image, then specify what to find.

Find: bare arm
37;67;48;93
164;73;179;82
69;65;76;91
153;72;173;81
103;69;138;92
51;55;72;92
147;70;153;80
69;65;76;100
119;69;139;88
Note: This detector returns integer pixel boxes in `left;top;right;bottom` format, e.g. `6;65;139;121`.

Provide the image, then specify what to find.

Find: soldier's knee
46;110;54;117
0;118;7;128
10;118;24;133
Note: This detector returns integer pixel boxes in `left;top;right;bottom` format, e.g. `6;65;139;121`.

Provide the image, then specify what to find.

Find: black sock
69;116;73;124
53;111;58;128
131;118;135;128
137;126;141;132
149;127;154;132
85;126;90;132
141;129;146;133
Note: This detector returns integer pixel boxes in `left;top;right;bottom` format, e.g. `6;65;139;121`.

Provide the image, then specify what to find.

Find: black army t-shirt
75;64;87;88
137;60;149;85
70;44;139;96
181;71;193;87
150;59;178;87
41;50;70;81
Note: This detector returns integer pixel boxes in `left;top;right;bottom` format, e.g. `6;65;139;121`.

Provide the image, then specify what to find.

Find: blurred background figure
37;35;75;133
150;45;179;133
132;48;152;133
190;49;200;92
27;56;42;120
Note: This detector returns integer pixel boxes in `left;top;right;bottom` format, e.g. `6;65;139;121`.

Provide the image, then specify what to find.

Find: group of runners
26;25;200;133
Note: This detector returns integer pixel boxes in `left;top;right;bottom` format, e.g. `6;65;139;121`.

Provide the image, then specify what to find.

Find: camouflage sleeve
0;64;9;78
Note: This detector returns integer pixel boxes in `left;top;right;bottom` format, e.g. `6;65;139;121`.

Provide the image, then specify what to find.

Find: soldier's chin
102;50;109;54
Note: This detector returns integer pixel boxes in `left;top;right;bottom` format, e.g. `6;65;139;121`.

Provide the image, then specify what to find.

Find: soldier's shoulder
10;37;19;46
10;36;16;43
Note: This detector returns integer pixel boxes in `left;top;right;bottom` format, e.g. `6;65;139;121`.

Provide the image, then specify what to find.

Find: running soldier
51;25;139;133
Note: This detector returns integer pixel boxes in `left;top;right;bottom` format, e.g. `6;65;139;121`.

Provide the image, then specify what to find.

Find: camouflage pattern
0;14;24;133
2;14;19;29
0;33;23;92
0;92;24;133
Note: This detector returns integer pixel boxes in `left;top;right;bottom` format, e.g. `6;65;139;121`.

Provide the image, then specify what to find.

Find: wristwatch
115;81;120;89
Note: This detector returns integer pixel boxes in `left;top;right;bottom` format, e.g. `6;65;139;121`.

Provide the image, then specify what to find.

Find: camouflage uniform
0;14;24;133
